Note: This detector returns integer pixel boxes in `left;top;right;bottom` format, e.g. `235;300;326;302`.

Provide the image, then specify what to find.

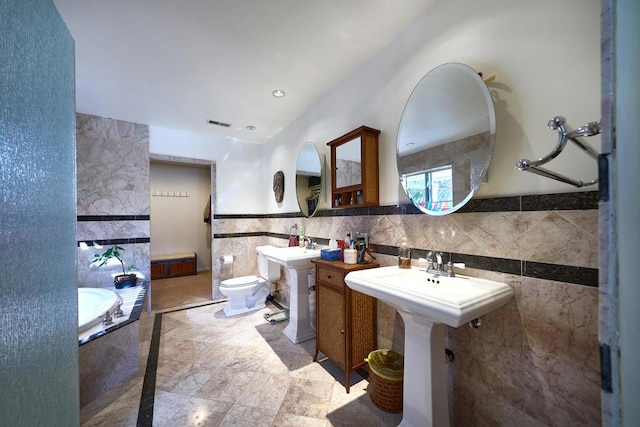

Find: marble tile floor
150;271;214;311
80;300;404;426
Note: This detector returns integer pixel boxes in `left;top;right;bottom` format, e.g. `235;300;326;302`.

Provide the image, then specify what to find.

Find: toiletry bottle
299;226;305;247
398;237;411;269
345;232;352;249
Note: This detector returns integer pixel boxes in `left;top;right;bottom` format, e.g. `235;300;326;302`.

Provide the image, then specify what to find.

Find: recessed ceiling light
272;89;286;98
246;125;256;131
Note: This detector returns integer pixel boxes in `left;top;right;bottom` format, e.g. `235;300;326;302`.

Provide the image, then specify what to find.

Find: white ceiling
53;0;433;144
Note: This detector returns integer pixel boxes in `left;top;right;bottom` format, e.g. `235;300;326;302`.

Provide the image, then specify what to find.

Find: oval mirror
397;62;495;215
296;142;323;217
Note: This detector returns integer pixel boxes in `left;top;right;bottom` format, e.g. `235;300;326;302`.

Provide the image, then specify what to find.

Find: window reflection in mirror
335;137;361;188
396;62;495;215
401;166;453;213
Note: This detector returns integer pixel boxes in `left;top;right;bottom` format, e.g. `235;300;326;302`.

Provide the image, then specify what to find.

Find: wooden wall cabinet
312;259;379;392
327;126;380;208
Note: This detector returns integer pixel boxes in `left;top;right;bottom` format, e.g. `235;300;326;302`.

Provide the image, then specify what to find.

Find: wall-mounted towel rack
516;116;601;187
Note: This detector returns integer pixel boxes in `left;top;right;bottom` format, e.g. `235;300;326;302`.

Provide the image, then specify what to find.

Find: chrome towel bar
516;116;601;187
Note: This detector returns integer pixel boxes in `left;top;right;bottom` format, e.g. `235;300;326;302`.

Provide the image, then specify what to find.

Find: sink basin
345;266;514;327
345;266;513;427
256;245;321;344
257;245;321;269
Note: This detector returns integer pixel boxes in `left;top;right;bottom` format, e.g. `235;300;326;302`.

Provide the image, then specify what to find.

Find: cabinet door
348;289;377;371
316;282;346;370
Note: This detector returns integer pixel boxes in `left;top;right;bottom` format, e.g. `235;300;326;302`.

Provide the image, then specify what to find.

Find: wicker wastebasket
365;349;404;413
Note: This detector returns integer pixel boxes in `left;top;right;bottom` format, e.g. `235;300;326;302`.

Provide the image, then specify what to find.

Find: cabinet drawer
317;267;344;289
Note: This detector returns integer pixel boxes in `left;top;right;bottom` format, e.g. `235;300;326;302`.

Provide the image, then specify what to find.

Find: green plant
92;244;135;277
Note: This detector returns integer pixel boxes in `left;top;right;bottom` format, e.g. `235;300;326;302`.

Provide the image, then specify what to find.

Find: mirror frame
295;142;323;217
396;62;496;215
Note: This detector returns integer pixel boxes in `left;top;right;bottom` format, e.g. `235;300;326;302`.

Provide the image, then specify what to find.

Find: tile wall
213;192;600;426
75;113;151;287
75;113;151;407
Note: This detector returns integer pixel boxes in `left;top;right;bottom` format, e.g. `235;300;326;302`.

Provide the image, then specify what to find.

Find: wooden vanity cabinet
327;126;380;209
312;259;379;392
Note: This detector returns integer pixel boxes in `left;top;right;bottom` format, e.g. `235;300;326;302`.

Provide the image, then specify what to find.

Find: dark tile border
137;312;162;426
77;215;150;221
213;232;265;239
76;238;150;247
521;191;598;211
523;261;599;287
212;191;597;220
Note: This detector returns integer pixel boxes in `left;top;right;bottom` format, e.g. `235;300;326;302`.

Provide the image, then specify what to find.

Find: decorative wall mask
273;170;285;203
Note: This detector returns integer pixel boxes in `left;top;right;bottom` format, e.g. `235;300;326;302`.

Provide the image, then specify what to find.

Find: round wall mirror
397;62;495;215
295;142;323;217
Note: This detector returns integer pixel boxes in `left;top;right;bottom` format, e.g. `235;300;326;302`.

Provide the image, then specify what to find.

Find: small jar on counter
398;237;411;269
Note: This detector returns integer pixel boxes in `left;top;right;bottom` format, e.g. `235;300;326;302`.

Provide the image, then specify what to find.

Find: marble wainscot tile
376;299;398;351
213;217;265;234
76;114;149;216
369;215;405;248
520;277;600;372
503;212;598;268
76;220;150;242
425;215;487;255
520;277;601;426
79;323;140;407
447;271;525;426
557;209;599;236
451;211;548;259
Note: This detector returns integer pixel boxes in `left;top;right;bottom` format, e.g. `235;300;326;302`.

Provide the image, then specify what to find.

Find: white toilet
219;247;280;316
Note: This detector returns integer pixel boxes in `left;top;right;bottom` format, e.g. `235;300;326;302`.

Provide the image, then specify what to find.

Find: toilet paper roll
221;255;234;265
343;249;357;264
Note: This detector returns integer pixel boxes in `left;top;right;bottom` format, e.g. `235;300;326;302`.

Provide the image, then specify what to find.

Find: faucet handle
425;252;435;269
435;252;443;267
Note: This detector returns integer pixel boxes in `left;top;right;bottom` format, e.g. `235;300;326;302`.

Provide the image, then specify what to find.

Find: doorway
149;155;217;310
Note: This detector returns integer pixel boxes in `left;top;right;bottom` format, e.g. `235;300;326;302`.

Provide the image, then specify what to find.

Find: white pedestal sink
345;266;514;427
256;246;321;344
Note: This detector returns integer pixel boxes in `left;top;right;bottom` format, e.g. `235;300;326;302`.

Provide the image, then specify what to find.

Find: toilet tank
256;248;281;281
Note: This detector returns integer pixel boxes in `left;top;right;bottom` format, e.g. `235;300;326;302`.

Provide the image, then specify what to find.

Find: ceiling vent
207;119;231;127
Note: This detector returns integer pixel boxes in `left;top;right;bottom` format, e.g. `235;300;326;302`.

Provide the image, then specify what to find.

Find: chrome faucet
302;237;314;249
426;251;446;276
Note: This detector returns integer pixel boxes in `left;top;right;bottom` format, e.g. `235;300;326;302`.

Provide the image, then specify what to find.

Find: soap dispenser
398;237;411;269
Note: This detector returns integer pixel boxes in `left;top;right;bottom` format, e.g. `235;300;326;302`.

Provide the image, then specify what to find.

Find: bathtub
78;287;120;333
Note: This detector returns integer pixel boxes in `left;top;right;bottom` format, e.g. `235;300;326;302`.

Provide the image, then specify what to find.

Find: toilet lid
221;275;259;288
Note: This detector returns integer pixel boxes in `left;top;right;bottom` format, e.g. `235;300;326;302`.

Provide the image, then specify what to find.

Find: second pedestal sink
345;266;514;427
256;245;321;344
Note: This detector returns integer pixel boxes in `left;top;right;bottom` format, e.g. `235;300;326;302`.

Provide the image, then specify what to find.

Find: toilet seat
221;275;259;288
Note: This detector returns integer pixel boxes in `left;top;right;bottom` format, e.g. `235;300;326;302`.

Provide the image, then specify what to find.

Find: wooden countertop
312;258;379;272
